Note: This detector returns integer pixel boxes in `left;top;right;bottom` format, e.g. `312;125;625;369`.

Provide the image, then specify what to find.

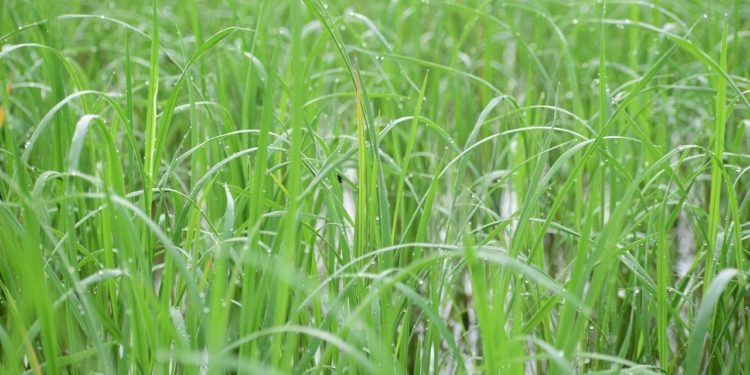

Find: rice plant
0;0;748;374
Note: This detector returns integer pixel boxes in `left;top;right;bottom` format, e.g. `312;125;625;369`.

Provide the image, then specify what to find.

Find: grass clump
0;0;749;374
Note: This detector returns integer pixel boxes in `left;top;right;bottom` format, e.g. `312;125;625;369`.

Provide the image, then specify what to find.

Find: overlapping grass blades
1;1;748;374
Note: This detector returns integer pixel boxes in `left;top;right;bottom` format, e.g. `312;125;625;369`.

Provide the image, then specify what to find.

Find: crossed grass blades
0;0;749;374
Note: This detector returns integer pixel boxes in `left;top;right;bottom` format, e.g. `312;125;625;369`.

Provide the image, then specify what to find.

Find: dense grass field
1;0;749;373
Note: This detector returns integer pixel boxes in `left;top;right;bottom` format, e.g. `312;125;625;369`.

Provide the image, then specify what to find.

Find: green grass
0;0;749;374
